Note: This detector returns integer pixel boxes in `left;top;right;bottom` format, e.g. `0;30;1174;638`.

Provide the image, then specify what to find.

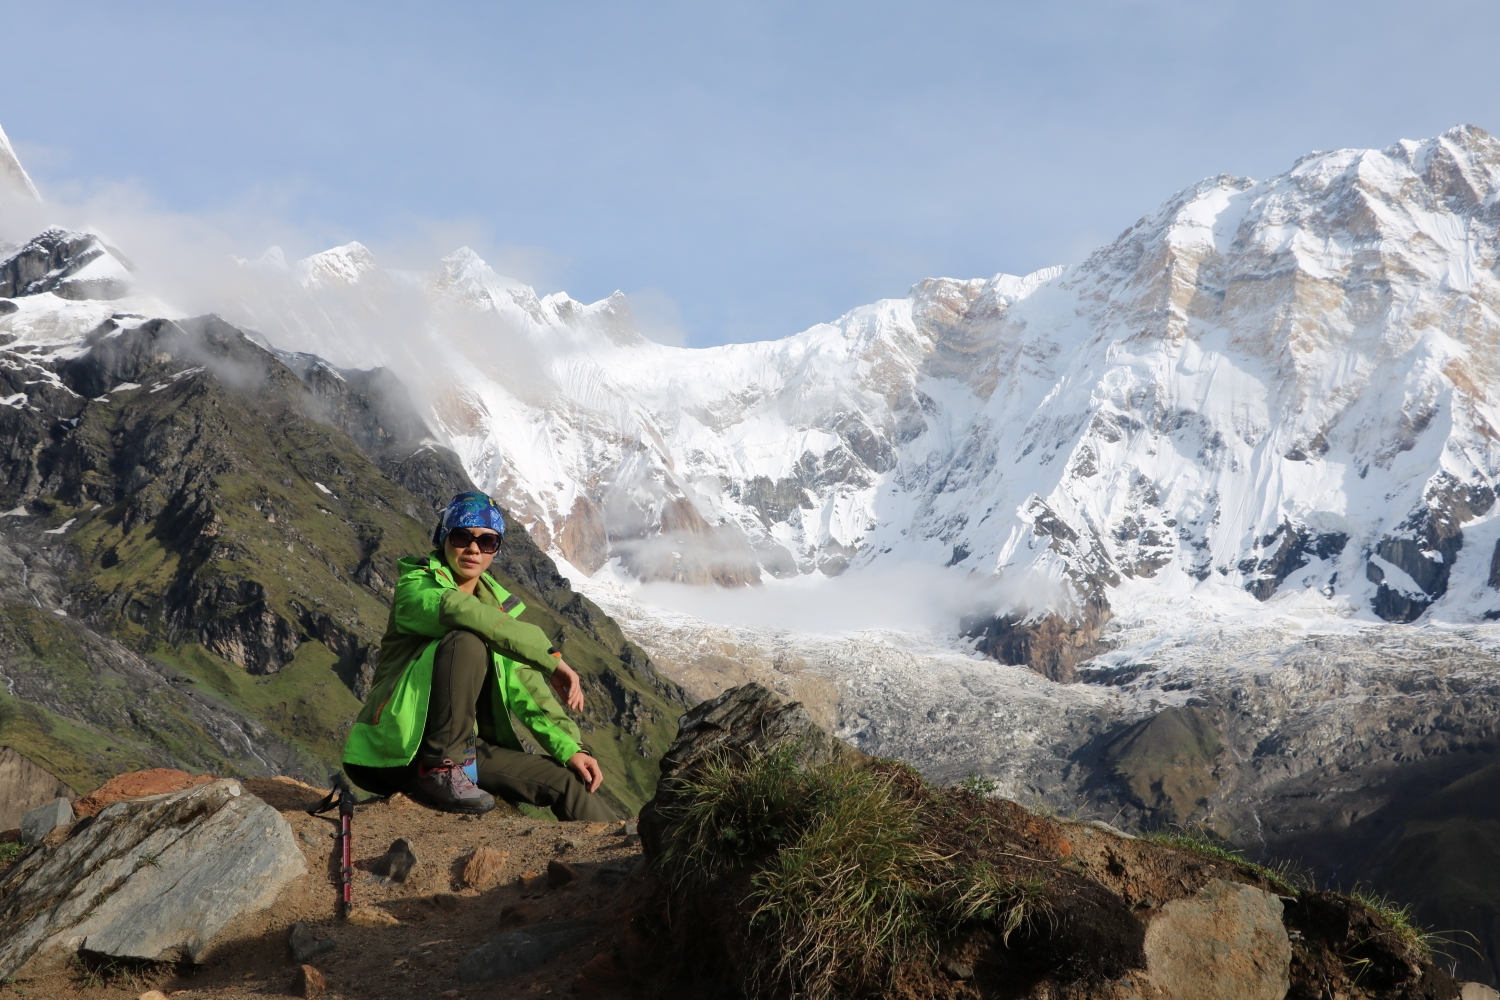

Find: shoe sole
411;789;496;815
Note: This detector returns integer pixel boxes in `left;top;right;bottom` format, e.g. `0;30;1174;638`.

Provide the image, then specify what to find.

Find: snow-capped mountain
220;126;1500;653
8;125;1500;647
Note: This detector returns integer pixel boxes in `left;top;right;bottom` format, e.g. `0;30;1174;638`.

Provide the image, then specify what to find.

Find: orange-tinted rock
297;963;327;998
74;770;214;818
345;906;399;928
460;846;509;890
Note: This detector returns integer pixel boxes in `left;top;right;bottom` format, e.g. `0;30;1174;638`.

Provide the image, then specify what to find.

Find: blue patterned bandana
432;491;506;548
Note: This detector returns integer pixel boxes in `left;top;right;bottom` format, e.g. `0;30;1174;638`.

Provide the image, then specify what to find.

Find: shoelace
444;760;482;794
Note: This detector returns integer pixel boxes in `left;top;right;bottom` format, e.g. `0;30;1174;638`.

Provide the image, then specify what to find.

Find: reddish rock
74;770;214;818
460;846;509;890
297;963;326;998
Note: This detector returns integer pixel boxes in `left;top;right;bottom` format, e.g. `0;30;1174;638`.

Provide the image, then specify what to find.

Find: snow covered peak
19;124;1498;639
295;242;380;290
0;123;40;202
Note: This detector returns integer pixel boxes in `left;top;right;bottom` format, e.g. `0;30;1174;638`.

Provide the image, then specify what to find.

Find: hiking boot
413;759;495;814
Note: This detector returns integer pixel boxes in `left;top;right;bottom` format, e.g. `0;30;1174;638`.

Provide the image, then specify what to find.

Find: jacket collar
427;551;499;601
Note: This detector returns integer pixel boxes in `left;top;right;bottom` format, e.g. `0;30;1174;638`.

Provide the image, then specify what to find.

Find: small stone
346;905;400;928
622;819;639;836
441;991;460;998
372;838;418;883
430;893;462;914
461;846;510;890
943;960;974;981
584;822;612;835
297;963;327;999
554;837;580;853
1463;985;1500;1000
288;921;337;963
20;797;73;844
546;859;579;888
299;830;322;847
517;870;545;895
139;991;170;1000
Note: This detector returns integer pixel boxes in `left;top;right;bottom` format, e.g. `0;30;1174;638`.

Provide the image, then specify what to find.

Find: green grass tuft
958;771;1000;798
0;842;30;865
1348;885;1433;956
1141;827;1301;894
657;746;1065;1000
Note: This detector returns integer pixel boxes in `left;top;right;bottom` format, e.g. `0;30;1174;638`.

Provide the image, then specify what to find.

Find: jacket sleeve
437;589;558;672
516;663;584;745
506;669;582;763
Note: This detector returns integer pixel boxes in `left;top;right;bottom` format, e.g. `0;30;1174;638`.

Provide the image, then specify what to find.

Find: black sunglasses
446;528;501;553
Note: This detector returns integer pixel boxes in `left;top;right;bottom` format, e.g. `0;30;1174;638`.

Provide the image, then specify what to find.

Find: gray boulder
1142;879;1292;1000
19;798;73;845
0;747;76;832
0;778;305;978
457;921;598;982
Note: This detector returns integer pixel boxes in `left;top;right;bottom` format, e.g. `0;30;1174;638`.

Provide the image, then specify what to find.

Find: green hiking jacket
342;552;583;769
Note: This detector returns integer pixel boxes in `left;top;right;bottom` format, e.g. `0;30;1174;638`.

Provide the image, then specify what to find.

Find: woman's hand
566;751;604;793
549;659;585;712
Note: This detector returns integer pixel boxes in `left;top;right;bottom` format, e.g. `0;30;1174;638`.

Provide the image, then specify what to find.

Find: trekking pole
308;773;356;918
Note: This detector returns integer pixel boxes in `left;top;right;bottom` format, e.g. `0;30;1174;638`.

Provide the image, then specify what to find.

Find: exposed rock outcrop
74;769;215;818
0;779;305;978
0;229;129;301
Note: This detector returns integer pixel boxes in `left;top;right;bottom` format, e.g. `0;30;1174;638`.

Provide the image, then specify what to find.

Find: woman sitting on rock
342;491;615;821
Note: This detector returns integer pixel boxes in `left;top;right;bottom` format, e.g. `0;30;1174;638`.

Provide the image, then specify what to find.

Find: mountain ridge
213;126;1500;668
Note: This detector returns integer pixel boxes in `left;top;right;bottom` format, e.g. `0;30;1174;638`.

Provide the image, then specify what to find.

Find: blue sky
3;1;1499;346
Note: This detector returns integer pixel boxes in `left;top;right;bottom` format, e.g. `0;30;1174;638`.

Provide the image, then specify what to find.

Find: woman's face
444;527;500;584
